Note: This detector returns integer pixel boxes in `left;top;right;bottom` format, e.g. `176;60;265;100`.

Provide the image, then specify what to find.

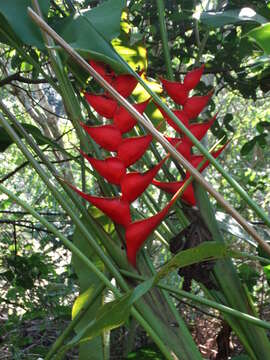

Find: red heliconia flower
88;60;142;98
111;71;143;98
185;143;228;177
84;94;117;119
81;123;122;152
126;203;171;266
183;91;213;119
113;99;150;134
152;144;227;206
121;158;166;203
156;103;190;133
160;77;189;105
183;64;205;90
165;136;192;159
80;151;126;185
69;184;131;227
160;64;204;105
181;115;217;144
117;135;152;167
152;179;196;206
89;60;114;84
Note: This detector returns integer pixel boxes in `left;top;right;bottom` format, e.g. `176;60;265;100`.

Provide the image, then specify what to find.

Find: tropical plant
0;1;270;359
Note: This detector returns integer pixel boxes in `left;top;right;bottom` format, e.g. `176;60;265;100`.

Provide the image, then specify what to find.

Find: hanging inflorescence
70;61;226;266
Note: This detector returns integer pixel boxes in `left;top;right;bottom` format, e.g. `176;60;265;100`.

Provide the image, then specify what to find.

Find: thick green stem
156;0;174;80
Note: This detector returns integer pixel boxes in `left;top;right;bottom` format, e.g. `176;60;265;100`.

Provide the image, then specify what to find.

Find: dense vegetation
0;1;270;359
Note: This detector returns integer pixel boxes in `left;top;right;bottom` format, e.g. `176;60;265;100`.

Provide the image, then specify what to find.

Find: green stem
45;283;105;360
120;269;270;331
0;182;173;360
0;109;127;290
156;0;174;80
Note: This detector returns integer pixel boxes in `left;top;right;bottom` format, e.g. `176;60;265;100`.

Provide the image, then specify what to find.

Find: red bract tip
113;99;150;134
156;103;189;133
121;158;166;203
165;137;192;158
183;91;213;119
187;142;228;175
126;204;170;266
81;123;122;152
160;77;189;105
112;73;139;98
89;60;114;84
182;115;216;145
84;94;118;119
117;135;152;167
183;64;205;90
69;184;131;227
152;179;196;206
80;151;126;185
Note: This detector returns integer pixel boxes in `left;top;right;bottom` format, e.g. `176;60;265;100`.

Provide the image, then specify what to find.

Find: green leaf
246;23;270;54
58;279;153;358
127;344;164;359
240;139;256;156
71;213;105;360
155;242;228;283
223;113;234;132
54;0;127;73
256;121;270;133
0;124;59;152
238;264;260;291
0;1;50;49
200;8;267;28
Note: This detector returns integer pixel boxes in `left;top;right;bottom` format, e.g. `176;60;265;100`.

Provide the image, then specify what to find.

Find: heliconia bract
81;123;122;152
69;184;131;227
160;77;189;105
84;94;117;119
183;91;213;119
164;137;192;159
112;72;140;98
181;115;217;144
152;179;196;206
121;158;166;203
126;204;170;266
113;99;150;134
183;64;205;90
156;103;190;133
89;60;114;84
80;151;126;185
117;135;152;167
152;144;227;206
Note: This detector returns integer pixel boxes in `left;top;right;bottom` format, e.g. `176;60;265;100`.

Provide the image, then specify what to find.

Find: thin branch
0;72;52;87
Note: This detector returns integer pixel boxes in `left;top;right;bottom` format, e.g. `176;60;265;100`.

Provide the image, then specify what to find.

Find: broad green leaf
72;213;105;360
0;124;59;152
54;0;127;73
112;38;147;72
0;1;50;49
246;23;270;54
58;279;153;357
155;242;228;282
238;264;260;291
200;8;267;28
240;139;256;156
